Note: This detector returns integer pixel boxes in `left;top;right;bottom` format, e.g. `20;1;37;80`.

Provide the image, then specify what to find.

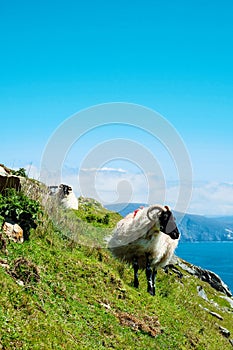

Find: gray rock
176;258;232;297
218;325;230;338
2;222;24;243
209;311;223;320
197;286;209;301
199;305;223;320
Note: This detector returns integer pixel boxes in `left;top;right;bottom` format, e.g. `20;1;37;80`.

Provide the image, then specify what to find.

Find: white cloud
22;164;233;216
188;182;233;216
157;181;233;216
78;168;151;204
80;167;127;173
76;169;233;216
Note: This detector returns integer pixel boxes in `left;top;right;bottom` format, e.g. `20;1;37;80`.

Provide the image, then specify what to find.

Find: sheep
49;184;79;210
107;204;180;296
57;184;79;210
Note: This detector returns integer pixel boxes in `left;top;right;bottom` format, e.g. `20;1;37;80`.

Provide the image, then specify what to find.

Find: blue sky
1;1;233;215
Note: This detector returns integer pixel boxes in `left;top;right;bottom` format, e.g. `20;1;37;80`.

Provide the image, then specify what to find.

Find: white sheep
107;204;180;295
52;184;78;210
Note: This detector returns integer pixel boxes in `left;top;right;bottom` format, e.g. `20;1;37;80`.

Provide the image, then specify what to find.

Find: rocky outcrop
0;174;22;192
199;304;224;320
0;164;27;193
2;221;24;243
0;164;12;175
218;325;231;338
175;257;232;297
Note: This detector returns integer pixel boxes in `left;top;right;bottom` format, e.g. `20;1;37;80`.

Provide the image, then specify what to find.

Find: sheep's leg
146;255;157;296
133;258;139;288
152;268;157;295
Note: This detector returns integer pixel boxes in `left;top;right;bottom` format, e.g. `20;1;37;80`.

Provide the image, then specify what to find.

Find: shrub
11;167;27;177
0;188;42;240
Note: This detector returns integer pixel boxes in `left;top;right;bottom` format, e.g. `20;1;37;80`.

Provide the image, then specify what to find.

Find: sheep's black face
159;210;180;240
60;184;72;196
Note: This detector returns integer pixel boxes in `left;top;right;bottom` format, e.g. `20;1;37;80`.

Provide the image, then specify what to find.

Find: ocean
176;242;233;294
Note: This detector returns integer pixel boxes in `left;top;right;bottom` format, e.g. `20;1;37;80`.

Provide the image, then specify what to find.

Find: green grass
0;183;233;349
75;196;122;228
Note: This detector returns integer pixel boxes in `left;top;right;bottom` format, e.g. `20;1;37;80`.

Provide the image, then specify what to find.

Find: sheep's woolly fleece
107;206;161;248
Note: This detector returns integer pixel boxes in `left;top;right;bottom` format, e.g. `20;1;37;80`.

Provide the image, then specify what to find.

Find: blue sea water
176;242;233;294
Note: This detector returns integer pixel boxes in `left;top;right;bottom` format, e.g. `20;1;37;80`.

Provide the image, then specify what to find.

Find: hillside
106;203;233;242
0;175;233;349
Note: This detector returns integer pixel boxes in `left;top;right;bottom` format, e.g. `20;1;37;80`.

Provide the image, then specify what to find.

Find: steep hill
0;178;233;349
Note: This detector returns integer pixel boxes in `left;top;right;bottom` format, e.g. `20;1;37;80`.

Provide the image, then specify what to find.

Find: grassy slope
0;188;233;349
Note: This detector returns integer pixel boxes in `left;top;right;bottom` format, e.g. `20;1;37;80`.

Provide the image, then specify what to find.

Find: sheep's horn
147;205;166;221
